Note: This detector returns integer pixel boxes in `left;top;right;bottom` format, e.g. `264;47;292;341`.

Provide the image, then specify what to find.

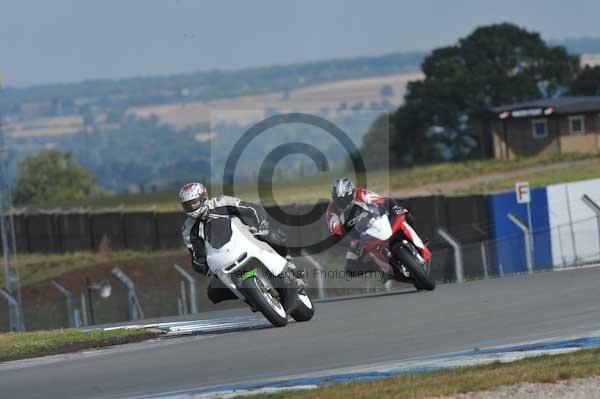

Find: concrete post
80;292;89;326
300;250;326;299
383;280;393;292
179;280;188;315
0;288;24;331
174;264;198;314
480;242;489;278
437;227;464;283
112;267;144;321
51;279;75;328
507;213;533;274
177;298;184;316
73;309;81;328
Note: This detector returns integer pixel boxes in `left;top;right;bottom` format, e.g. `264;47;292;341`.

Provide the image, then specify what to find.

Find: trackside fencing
2;214;599;332
440;215;600;281
5;182;600;331
1;194;491;254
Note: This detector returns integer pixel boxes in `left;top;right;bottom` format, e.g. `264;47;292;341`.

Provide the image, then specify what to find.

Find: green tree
359;113;391;170
13;151;101;206
364;23;581;166
569;66;600;95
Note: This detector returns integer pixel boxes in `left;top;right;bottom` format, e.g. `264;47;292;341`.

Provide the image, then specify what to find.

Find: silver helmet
331;177;355;211
179;182;209;219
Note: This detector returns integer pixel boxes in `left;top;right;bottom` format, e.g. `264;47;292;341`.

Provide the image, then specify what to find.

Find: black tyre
241;275;288;327
290;291;315;322
393;244;436;291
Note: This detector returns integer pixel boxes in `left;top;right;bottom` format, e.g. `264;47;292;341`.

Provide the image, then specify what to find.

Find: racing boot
286;256;307;289
244;300;258;312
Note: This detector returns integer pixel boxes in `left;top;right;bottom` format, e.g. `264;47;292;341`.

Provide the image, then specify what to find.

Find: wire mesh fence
2;215;600;332
446;215;600;282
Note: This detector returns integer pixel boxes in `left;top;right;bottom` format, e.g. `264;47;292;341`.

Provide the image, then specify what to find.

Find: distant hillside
0;51;425;121
130;72;421;129
3;71;421;193
4;36;600;122
3;37;600;194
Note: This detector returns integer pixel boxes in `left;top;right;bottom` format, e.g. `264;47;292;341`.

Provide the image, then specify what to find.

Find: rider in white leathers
179;182;288;303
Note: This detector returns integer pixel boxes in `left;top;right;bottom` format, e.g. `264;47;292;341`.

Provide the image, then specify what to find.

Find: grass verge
253;347;600;399
0;328;159;362
455;157;600;195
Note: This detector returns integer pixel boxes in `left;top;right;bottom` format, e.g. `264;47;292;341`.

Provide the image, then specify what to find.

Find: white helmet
331;177;356;211
179;182;209;219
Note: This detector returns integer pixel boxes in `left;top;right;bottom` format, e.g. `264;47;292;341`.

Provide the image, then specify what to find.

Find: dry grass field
129;72;422;129
5;72;422;138
5;115;84;138
32;152;597;212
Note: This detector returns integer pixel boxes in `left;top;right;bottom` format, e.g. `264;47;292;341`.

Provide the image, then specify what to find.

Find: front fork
403;240;428;267
384;240;429;279
277;259;307;312
285;257;307;289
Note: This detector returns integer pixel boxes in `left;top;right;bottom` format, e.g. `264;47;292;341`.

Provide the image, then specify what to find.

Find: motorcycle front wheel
241;273;288;327
392;244;436;291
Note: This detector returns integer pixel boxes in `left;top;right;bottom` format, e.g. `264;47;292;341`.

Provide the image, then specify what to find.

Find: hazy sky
2;0;600;87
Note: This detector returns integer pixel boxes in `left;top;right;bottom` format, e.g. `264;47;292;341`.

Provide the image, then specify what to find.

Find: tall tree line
362;23;600;168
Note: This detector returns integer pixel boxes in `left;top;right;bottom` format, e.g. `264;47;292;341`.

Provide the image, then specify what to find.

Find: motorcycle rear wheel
392;244;436;291
290;291;315;322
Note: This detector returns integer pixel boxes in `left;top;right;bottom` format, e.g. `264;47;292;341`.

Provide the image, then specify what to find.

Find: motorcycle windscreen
364;215;393;240
204;217;233;249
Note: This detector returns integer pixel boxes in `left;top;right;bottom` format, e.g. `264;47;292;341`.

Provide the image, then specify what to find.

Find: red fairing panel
325;203;343;236
355;188;384;207
392;214;432;262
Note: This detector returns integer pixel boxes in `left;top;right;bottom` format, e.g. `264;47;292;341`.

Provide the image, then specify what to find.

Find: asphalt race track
2;267;600;399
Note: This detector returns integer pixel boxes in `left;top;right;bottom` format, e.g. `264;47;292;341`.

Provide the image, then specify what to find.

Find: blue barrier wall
488;187;552;274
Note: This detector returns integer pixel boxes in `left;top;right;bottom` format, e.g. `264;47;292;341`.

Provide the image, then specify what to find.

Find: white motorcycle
205;216;314;327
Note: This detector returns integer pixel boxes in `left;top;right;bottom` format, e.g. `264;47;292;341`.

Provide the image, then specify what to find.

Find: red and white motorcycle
354;205;435;291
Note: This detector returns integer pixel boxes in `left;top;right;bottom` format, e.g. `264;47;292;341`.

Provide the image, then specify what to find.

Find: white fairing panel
365;215;393;241
206;218;287;294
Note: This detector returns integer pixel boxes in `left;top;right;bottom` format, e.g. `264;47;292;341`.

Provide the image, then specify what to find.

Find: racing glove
258;219;270;232
191;257;210;275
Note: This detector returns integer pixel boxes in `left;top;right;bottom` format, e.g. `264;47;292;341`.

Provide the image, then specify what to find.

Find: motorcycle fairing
206;217;287;296
364;215;393;241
